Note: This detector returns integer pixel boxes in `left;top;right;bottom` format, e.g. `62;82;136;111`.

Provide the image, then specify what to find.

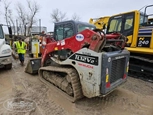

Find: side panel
54;48;102;98
137;27;153;48
127;27;153;54
69;49;102;98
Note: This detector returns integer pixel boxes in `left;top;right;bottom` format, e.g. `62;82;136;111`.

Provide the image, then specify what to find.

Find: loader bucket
25;57;41;74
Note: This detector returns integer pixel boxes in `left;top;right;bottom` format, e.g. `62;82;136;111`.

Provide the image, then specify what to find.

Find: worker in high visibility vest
15;37;27;66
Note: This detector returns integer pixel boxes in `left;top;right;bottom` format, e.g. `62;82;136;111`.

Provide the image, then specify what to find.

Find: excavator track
39;66;84;102
129;55;153;83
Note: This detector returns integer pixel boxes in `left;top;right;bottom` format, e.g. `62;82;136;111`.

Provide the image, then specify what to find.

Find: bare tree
8;9;15;35
16;0;40;36
72;13;80;21
16;2;27;36
26;0;39;35
51;9;68;22
3;0;11;25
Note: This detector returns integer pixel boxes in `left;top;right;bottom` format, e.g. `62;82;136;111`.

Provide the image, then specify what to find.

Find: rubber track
38;66;84;102
130;55;153;63
129;55;153;83
128;70;153;83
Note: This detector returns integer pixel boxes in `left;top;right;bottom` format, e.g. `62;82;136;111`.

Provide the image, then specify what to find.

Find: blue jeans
18;53;24;62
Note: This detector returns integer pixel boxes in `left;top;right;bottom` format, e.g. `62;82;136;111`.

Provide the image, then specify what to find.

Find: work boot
21;61;25;66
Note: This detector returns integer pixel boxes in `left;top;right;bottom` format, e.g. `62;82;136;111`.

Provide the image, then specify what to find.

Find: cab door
122;12;135;47
54;22;75;60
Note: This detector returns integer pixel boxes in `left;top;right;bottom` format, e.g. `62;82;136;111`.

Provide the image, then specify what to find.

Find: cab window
124;15;133;30
64;24;74;38
78;24;95;33
107;16;122;33
54;23;74;41
55;25;63;41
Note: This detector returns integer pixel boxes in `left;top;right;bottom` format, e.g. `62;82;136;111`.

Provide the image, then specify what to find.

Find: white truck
0;24;12;69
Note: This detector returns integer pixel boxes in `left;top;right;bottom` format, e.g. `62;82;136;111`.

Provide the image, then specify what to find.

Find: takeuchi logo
3;98;36;112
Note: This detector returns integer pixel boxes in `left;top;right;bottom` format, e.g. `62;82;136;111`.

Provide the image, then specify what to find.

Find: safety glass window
140;15;148;24
78;24;95;33
55;25;64;41
64;24;74;38
107;17;122;33
124;15;133;30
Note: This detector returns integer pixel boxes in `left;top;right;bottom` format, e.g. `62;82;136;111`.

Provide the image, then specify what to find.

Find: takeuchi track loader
26;20;130;102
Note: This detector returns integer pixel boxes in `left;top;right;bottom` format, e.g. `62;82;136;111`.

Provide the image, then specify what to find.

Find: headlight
1;49;11;54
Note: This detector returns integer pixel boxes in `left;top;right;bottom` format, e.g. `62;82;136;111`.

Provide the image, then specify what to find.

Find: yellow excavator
90;5;153;79
89;16;110;30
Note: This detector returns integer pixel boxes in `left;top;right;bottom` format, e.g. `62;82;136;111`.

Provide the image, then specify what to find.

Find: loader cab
52;20;95;60
53;20;95;41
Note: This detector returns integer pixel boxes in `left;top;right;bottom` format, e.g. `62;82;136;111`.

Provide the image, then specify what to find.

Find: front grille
110;58;126;84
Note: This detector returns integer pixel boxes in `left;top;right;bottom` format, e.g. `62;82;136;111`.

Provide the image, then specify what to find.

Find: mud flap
25;57;41;74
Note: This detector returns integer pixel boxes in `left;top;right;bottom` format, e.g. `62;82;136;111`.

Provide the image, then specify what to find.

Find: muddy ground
0;55;153;115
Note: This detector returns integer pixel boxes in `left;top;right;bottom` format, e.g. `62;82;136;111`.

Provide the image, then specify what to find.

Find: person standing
15;37;27;66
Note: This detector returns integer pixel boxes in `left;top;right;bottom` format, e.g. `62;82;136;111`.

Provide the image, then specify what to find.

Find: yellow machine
90;5;153;77
105;5;153;77
89;16;110;30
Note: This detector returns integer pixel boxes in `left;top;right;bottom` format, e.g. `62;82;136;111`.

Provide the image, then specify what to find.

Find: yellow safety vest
15;41;26;54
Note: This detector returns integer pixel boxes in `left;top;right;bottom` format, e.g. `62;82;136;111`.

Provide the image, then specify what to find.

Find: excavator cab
106;5;153;48
106;11;135;43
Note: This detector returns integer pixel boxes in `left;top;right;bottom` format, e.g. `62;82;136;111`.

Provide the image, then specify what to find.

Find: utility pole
24;23;28;36
20;23;22;35
39;19;41;34
16;19;19;35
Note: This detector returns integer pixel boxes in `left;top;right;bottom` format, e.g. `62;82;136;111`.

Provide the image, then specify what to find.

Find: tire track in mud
21;79;67;115
0;58;68;115
74;87;153;115
19;76;153;115
122;77;153;96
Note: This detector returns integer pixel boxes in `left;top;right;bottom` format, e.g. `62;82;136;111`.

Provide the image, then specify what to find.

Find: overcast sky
0;0;153;32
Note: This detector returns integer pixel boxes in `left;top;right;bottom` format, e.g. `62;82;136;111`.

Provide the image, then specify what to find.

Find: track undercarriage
129;53;153;83
39;66;84;102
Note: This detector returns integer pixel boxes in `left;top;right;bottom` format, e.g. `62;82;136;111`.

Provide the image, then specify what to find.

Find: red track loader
26;20;130;102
